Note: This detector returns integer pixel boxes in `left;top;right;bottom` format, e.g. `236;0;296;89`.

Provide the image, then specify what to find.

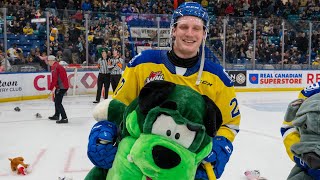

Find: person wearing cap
85;2;240;179
47;55;69;124
93;49;111;103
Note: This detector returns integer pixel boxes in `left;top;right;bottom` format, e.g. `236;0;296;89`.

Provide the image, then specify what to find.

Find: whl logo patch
145;71;164;84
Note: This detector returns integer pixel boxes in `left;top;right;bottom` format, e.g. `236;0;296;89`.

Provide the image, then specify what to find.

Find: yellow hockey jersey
281;82;320;161
113;50;240;142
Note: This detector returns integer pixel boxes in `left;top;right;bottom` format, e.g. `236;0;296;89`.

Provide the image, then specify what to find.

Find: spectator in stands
246;46;254;62
62;44;73;64
0;54;11;72
296;31;309;56
225;3;235;15
62;34;71;49
123;51;132;70
66;0;76;10
312;56;320;66
26;49;37;64
237;47;248;64
7;44;20;64
71;10;83;23
76;36;85;63
68;24;81;44
23;22;34;35
81;0;92;11
10;21;23;34
271;51;282;64
92;0;101;11
38;51;49;71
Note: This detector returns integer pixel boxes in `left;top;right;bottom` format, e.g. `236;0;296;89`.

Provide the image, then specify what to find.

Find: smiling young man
86;2;241;180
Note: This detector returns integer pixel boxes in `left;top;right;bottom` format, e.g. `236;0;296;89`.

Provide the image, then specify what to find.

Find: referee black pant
110;74;121;92
96;73;111;101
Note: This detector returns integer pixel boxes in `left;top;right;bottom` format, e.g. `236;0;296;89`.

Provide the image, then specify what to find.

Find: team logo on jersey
145;71;164;84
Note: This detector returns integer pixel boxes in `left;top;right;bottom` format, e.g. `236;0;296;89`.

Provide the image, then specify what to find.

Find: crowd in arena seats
205;0;320;68
0;0;320;72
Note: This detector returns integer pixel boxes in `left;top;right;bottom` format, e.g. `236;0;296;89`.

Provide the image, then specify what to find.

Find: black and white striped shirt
98;58;109;74
108;57;124;75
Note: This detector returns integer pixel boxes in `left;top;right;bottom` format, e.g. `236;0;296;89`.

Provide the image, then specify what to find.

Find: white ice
0;91;298;180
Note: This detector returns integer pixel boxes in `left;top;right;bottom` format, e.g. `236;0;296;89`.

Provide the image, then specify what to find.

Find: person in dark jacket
48;55;69;123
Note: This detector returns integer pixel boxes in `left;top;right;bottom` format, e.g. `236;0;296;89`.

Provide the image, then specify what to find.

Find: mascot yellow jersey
113;49;240;142
281;82;320;161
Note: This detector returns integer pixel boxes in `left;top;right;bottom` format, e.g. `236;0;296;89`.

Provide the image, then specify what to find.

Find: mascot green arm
85;98;127;180
92;98;127;126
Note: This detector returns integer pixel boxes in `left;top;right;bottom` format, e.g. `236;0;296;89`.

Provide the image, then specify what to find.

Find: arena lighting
31;18;46;23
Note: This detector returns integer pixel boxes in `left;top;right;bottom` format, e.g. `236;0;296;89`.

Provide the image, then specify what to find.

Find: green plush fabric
87;81;215;180
107;135;212;180
107;99;127;126
106;83;213;179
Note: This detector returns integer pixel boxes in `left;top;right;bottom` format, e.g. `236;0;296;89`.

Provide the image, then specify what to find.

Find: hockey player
281;82;320;179
86;2;241;179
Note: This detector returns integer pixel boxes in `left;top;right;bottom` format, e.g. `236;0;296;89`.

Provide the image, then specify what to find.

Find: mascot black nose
152;145;181;169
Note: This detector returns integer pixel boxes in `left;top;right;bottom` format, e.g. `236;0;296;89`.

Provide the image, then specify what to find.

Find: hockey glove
203;136;233;179
195;166;209;180
87;120;118;169
294;156;320;180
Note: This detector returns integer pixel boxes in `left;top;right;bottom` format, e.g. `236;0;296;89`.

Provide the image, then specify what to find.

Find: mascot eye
166;130;172;136
152;114;196;148
175;133;180;139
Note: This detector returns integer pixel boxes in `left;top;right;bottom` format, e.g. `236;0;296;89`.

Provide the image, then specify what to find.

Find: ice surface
0;92;299;180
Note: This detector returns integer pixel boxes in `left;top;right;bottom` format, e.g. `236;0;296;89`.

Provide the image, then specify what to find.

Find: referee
108;49;124;92
93;50;110;103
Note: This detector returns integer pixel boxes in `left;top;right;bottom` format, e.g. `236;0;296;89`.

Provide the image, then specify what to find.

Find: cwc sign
33;73;97;91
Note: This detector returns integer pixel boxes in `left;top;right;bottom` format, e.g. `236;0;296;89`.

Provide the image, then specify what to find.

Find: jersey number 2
230;98;240;118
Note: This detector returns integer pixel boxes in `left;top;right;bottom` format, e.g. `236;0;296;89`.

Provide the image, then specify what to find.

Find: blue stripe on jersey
203;61;234;87
280;126;290;137
128;49;234;87
301;82;320;98
222;125;240;134
127;50;163;68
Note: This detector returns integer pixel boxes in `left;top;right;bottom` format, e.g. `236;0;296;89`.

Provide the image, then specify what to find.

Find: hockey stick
47;90;54;102
202;161;216;180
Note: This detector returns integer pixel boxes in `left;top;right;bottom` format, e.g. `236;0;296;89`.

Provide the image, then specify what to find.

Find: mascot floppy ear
202;95;222;137
138;81;176;114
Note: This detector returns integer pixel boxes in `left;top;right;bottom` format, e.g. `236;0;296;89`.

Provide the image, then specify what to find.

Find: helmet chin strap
196;31;207;85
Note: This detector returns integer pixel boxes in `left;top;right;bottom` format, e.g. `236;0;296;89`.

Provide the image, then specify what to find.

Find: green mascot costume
86;81;222;180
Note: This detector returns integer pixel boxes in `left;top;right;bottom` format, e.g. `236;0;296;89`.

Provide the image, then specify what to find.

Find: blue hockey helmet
171;2;209;29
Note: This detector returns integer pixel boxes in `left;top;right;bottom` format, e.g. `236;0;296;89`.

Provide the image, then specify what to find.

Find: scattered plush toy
35;113;42;118
9;157;29;175
86;81;222;180
14;107;20;112
284;93;320;180
244;170;267;180
58;176;73;180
